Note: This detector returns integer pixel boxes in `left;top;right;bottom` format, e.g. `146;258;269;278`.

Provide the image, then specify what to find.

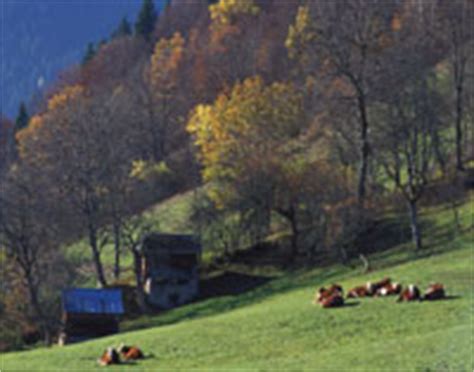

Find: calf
320;293;344;308
98;347;121;366
397;284;421;302
376;282;402;297
423;283;445;301
118;343;144;360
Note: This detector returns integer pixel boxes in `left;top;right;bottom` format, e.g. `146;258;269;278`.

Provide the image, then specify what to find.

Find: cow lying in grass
98;347;121;366
397;284;421;302
314;284;344;308
118;343;145;360
314;284;343;303
423;283;445;301
347;278;392;298
367;277;392;296
320;293;344;308
346;285;370;298
376;282;402;297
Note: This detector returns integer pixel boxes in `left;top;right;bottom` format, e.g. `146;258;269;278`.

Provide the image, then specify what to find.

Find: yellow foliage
15;84;85;160
15;115;46;159
47;85;84;112
285;5;315;61
130;159;171;181
187;76;304;206
150;32;185;92
209;0;259;27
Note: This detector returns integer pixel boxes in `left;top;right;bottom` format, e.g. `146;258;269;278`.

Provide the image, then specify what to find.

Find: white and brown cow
118;343;144;360
423;283;445;301
397;284;421;302
376;282;402;297
98;347;121;366
314;283;343;304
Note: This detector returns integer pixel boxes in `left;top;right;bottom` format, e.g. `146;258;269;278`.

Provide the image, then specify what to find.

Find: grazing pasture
2;203;471;371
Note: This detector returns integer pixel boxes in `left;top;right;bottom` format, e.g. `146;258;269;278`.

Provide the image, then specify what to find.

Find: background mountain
1;0;165;119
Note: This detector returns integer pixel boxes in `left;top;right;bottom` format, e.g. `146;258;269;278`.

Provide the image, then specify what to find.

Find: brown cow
347;285;370;298
314;284;343;304
118;343;144;360
320;293;344;308
98;347;121;366
397;284;421;302
376;282;402;297
367;277;392;296
423;283;445;301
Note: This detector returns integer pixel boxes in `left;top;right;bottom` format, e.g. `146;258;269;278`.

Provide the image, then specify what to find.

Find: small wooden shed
59;288;124;345
141;233;201;309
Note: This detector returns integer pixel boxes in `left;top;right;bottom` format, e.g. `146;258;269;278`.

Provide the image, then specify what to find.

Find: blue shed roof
62;288;124;315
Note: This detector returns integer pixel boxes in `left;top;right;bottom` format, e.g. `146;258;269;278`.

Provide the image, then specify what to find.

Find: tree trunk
284;206;299;261
88;223;107;287
289;214;299;260
25;271;43;321
455;82;464;171
132;248;147;313
24;270;51;345
357;93;370;205
408;199;422;250
275;206;299;261
113;221;121;280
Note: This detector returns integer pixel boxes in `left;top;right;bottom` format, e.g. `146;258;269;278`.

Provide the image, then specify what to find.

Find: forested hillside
0;0;473;353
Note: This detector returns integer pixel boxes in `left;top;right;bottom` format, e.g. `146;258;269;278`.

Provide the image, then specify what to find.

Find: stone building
141;233;201;309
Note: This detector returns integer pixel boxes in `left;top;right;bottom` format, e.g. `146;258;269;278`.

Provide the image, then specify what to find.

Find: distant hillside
1;0;165;118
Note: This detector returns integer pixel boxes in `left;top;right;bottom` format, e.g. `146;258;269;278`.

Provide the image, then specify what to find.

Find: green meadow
2;198;472;371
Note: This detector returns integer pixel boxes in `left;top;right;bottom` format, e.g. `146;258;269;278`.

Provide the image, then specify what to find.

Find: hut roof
141;233;201;255
62;288;124;315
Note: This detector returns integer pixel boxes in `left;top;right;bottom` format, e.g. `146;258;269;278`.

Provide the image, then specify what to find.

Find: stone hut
140;233;201;309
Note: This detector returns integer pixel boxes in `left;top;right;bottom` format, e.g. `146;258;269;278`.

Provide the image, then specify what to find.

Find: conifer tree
82;42;96;65
111;17;132;39
135;0;157;41
15;102;29;133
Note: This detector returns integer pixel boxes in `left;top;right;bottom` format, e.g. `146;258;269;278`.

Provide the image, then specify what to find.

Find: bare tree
121;215;153;313
0;168;60;344
377;75;441;250
289;0;399;205
438;0;474;171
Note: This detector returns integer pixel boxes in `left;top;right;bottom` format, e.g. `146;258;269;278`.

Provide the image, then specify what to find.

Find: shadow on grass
342;302;360;307
121;266;350;333
422;295;461;302
198;271;273;300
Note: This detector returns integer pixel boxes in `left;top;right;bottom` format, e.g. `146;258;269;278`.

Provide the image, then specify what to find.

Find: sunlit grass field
2;198;472;371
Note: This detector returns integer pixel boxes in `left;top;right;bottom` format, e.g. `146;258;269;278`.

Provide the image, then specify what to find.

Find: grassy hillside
2;198;472;371
65;189;196;287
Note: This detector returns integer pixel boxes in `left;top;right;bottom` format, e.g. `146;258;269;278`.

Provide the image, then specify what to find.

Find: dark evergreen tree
98;39;107;50
111;17;132;39
82;42;96;65
135;0;157;40
15;102;29;132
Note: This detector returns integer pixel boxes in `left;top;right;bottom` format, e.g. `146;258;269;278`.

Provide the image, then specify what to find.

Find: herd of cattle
314;278;446;308
98;343;145;366
96;278;445;365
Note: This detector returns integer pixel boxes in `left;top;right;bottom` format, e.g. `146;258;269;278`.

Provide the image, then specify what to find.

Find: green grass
2;197;473;371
